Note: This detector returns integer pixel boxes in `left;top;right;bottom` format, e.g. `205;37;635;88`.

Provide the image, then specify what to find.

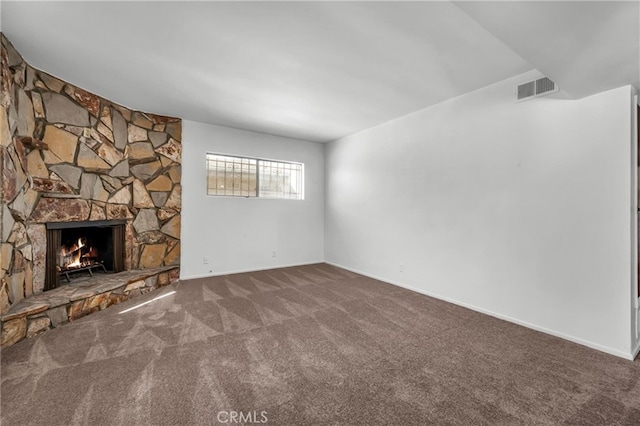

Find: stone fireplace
1;34;182;346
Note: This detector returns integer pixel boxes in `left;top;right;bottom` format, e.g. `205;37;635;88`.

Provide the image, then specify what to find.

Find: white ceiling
2;1;638;143
455;1;640;100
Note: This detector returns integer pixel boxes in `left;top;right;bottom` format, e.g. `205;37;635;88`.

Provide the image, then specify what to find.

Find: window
206;153;304;200
206;154;257;197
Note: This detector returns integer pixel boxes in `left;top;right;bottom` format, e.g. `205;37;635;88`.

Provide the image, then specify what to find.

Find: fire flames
59;238;96;270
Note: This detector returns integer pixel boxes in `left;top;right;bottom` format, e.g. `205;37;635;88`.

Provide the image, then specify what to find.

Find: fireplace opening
60;226;113;276
45;220;125;291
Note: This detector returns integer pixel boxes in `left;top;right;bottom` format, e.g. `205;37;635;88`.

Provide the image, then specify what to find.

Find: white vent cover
515;77;558;102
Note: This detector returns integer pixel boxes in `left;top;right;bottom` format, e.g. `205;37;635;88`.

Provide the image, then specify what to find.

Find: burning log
59;238;87;269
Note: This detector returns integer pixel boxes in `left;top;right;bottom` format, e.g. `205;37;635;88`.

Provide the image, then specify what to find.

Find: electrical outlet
203;256;209;264
399;263;404;273
272;251;277;258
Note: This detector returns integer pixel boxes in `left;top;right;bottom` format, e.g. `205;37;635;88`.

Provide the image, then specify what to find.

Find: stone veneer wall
0;34;182;315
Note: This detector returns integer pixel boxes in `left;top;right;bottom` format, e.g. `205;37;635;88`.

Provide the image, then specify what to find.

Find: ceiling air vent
516;77;558;102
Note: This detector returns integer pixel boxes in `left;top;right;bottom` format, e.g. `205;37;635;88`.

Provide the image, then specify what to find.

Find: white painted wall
325;70;636;358
181;120;324;278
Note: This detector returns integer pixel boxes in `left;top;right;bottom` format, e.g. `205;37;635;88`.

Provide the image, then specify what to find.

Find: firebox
45;220;125;291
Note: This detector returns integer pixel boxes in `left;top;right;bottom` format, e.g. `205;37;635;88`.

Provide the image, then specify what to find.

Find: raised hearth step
1;266;177;321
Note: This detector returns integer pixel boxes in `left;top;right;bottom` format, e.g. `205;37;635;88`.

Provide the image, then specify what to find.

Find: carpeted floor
1;263;640;425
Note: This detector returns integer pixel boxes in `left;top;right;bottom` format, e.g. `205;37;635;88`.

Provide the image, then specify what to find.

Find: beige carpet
2;263;640;425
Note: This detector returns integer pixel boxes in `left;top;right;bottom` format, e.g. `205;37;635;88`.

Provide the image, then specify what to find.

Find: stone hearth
1;266;179;346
